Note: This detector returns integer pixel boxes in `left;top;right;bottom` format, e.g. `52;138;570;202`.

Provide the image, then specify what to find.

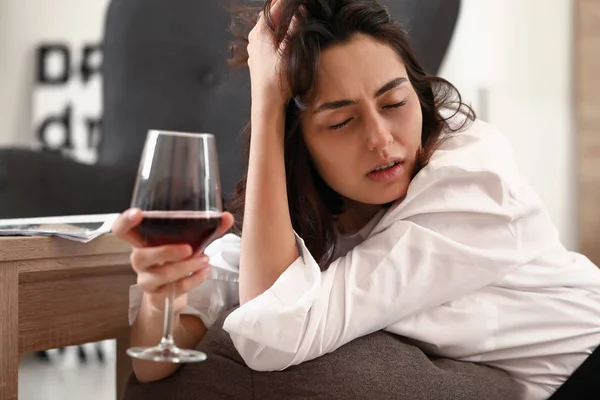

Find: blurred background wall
440;0;576;250
0;0;108;162
0;0;578;248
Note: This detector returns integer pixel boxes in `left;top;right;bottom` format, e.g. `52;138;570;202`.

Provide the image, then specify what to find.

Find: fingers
270;0;303;33
137;254;211;294
288;5;307;34
278;10;303;57
114;209;235;249
256;0;283;29
283;14;299;45
172;267;212;298
269;0;283;22
218;212;234;237
111;208;145;247
122;209;233;298
250;11;270;44
130;244;193;272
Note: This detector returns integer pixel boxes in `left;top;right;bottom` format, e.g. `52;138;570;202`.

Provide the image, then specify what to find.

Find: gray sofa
122;312;519;400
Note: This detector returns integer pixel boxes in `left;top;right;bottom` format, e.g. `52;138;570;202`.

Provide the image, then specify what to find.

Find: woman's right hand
112;208;234;315
247;0;300;105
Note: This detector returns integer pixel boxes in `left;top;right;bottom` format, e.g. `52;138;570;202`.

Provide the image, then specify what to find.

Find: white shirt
129;118;600;400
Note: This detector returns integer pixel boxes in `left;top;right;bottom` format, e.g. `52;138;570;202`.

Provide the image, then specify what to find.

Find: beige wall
440;0;577;250
576;0;600;264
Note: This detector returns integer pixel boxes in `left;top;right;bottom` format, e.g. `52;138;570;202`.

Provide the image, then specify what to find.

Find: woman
114;0;600;399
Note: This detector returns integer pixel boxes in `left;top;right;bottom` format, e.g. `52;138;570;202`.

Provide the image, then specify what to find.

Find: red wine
134;211;222;253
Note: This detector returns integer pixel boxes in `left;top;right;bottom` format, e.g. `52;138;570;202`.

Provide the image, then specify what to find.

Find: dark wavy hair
226;0;475;268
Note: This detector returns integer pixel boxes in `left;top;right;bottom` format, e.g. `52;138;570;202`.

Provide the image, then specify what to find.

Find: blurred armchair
100;0;251;203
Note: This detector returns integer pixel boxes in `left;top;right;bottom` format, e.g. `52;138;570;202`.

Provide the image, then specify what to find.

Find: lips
372;161;399;172
366;161;405;183
369;158;405;174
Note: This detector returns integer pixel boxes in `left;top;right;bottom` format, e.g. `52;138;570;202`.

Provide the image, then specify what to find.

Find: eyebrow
313;77;408;114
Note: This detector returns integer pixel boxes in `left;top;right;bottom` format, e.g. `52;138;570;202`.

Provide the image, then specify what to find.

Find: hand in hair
247;0;300;105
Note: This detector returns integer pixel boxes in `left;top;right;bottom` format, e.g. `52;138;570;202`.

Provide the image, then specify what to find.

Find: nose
365;112;393;152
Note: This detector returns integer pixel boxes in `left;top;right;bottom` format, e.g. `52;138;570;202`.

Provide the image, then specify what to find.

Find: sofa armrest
0;148;135;218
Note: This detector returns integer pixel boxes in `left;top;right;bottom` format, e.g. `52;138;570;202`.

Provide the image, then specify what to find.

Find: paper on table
0;213;120;243
0;214;241;281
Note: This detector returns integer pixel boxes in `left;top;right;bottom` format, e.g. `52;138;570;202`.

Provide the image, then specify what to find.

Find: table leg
0;262;19;400
116;334;133;399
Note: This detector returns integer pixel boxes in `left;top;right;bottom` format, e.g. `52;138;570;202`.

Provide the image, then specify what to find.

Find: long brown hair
226;0;475;268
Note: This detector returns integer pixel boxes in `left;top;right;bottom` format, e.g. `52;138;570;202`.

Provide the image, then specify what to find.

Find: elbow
238;269;288;306
242;356;285;372
230;334;295;372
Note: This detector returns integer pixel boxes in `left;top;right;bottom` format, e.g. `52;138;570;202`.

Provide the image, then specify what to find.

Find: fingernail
200;253;209;261
127;209;140;220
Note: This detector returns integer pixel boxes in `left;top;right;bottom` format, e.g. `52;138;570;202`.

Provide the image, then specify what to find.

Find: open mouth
370;161;401;174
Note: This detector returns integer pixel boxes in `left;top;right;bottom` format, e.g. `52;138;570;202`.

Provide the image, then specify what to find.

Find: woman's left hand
247;0;298;106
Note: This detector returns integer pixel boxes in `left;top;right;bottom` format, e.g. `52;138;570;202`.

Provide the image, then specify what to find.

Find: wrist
141;294;175;321
251;88;288;113
251;101;286;138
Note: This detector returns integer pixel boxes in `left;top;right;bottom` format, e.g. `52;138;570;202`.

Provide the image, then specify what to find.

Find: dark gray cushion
122;312;518;400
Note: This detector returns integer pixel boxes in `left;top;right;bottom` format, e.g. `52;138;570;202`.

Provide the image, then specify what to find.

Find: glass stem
160;282;176;348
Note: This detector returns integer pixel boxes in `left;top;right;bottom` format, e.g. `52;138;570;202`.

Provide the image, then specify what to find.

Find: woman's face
300;34;423;206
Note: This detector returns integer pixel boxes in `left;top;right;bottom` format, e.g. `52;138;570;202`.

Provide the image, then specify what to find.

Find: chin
342;181;407;206
357;190;407;206
336;178;410;206
380;187;408;205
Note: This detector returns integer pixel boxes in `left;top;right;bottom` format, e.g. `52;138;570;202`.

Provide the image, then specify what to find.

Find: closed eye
329;118;353;130
383;100;407;109
328;100;406;129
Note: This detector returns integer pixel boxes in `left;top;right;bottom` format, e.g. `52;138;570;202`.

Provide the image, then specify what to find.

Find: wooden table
0;234;136;400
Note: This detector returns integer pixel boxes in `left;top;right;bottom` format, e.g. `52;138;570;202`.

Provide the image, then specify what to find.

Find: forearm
239;99;299;304
130;295;207;383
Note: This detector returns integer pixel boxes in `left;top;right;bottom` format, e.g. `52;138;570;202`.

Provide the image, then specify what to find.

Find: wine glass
127;130;223;363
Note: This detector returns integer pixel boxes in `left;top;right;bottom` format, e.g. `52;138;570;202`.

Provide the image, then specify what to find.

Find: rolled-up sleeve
223;164;553;371
128;233;241;329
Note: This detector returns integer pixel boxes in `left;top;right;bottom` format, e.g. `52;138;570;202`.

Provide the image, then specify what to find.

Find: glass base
127;344;207;363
